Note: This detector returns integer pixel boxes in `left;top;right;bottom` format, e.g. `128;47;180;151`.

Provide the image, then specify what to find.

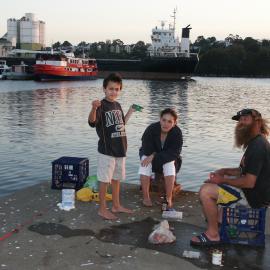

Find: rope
0;204;53;242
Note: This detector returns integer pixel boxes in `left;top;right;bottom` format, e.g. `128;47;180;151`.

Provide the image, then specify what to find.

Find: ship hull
97;71;192;80
96;55;199;79
34;64;98;81
36;74;97;81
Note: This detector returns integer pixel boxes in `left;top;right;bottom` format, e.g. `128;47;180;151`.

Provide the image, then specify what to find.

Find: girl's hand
141;154;154;167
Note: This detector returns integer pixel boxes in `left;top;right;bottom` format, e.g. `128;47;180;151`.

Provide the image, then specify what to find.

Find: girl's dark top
139;122;183;173
89;99;127;157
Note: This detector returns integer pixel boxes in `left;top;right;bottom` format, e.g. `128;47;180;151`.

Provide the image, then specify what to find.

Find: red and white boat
34;52;98;81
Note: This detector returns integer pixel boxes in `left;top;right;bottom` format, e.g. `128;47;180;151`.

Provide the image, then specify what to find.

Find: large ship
97;9;199;80
34;51;98;81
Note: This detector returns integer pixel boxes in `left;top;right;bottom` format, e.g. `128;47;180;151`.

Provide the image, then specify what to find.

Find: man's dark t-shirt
240;134;270;208
89;99;127;157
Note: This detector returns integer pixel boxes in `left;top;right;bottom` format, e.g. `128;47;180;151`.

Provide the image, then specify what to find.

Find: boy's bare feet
112;205;133;214
142;199;153;207
98;209;118;220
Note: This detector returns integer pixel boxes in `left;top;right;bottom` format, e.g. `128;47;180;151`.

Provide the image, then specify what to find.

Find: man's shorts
217;184;249;207
138;155;175;177
97;153;125;183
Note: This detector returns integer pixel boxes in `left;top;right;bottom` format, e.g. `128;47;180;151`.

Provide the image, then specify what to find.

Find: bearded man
190;109;270;246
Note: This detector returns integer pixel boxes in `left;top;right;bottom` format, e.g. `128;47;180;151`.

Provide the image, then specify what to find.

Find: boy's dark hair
160;108;178;121
103;73;123;90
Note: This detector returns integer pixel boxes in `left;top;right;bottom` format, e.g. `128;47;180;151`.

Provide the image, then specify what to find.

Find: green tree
62;41;72;47
52;41;61;49
242;37;259;52
262;39;270;47
131;41;148;58
78;41;87;47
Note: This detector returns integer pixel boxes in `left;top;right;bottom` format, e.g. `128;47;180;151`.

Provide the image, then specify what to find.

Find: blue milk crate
51;156;89;190
220;206;267;247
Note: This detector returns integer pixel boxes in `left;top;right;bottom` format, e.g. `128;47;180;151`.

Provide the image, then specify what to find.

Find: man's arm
215;167;241;177
207;172;256;189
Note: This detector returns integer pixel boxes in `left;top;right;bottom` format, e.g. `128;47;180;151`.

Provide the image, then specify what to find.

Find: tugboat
0;60;11;79
97;9;199;80
34;51;98;81
2;61;35;80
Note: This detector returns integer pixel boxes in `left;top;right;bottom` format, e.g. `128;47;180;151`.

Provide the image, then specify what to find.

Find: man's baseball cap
232;109;262;121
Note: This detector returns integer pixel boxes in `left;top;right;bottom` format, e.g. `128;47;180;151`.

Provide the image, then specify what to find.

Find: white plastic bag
148;220;176;244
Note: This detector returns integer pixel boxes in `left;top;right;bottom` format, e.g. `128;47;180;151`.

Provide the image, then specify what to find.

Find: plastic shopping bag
148;220;176;244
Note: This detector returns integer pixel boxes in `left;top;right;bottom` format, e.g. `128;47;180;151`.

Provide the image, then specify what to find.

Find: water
1;77;270;197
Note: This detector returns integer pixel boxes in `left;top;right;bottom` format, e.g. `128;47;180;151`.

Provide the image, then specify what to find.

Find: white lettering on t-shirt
105;110;124;127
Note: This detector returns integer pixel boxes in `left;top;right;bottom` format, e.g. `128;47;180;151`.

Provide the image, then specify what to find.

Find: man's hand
205;172;224;185
214;168;226;176
92;100;101;110
141;154;154;167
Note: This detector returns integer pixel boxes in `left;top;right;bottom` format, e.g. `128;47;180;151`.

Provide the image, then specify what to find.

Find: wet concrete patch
28;223;94;238
95;218;270;270
28;218;270;270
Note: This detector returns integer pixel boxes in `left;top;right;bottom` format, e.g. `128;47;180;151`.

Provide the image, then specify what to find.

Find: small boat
34;51;98;81
2;62;35;80
0;60;11;79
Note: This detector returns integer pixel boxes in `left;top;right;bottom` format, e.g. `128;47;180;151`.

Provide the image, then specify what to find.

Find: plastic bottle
182;250;200;259
132;104;143;112
161;196;168;212
162;211;183;219
62;189;75;209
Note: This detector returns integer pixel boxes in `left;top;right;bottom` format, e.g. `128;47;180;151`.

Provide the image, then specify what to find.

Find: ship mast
171;7;177;31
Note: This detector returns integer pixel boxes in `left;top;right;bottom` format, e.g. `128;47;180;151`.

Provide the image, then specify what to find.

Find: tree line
193;35;270;77
52;39;148;59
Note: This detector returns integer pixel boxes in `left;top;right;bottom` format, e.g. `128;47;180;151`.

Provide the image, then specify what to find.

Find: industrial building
6;13;45;50
0;38;12;57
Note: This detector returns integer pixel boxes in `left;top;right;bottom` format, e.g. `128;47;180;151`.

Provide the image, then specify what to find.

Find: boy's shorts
138;155;175;177
97;153;125;183
217;184;249;207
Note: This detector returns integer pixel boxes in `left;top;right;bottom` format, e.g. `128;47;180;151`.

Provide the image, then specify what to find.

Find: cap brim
232;115;240;121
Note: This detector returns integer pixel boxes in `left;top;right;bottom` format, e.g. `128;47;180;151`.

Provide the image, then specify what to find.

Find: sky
0;0;270;45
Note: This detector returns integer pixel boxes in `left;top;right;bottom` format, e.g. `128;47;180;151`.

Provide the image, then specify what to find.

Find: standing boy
88;73;135;220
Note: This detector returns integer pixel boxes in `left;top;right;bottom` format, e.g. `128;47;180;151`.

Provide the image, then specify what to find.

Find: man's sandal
190;232;222;247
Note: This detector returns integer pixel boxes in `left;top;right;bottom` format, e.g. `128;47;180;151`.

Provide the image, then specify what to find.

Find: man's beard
234;122;256;149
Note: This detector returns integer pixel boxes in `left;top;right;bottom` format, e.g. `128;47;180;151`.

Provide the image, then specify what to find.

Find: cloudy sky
0;0;269;45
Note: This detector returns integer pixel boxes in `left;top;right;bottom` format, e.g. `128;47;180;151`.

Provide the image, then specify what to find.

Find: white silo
6;13;46;49
25;13;36;22
7;18;17;46
39;21;45;47
31;21;40;43
20;18;32;43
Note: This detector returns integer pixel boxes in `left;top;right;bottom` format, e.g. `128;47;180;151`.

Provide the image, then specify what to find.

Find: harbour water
1;77;270;197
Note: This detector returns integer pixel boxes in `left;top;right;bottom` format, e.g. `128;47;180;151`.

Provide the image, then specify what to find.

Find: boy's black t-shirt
240;134;270;208
89;99;127;157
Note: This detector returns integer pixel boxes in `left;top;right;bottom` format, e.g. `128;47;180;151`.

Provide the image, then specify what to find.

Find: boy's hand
92;100;101;110
129;105;136;113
